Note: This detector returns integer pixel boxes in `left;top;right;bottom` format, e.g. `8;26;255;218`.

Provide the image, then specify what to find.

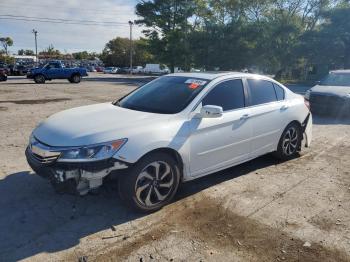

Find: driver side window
202;79;245;111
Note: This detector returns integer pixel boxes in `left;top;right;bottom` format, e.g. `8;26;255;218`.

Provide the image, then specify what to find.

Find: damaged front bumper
301;113;312;148
25;146;129;195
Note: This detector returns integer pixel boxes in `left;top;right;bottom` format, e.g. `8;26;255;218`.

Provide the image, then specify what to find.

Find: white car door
189;79;252;177
245;79;289;157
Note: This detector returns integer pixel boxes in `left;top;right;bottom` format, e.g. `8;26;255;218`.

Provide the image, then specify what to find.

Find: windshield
116;76;209;114
320;73;350;86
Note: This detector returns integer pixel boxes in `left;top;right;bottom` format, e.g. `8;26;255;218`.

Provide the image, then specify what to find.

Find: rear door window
202;79;245;111
247;79;277;106
273;83;285;101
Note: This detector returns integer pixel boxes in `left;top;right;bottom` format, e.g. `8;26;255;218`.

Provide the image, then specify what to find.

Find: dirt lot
0;73;349;262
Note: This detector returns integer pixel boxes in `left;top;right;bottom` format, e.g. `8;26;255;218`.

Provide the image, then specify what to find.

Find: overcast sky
0;0;144;54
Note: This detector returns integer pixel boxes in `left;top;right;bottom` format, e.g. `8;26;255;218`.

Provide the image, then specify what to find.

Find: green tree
18;49;35;56
72;51;98;60
300;3;350;69
136;0;196;71
101;37;153;67
0;37;13;55
132;0;346;77
39;44;61;58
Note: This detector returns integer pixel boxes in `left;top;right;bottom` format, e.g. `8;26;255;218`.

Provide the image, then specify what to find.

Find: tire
274;122;302;160
34;74;45;84
69;74;81;83
118;152;181;212
0;75;6;81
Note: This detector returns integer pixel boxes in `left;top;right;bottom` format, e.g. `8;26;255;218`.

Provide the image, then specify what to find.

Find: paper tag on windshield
185;79;207;86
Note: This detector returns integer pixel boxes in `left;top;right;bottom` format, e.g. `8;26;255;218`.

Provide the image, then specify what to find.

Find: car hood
33;103;171;147
311;85;350;97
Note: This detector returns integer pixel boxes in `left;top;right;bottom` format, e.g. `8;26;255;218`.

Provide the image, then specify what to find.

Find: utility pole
128;21;133;75
32;29;38;65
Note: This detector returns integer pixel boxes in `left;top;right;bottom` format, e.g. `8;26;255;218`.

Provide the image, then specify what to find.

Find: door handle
280;105;289;111
240;114;250;120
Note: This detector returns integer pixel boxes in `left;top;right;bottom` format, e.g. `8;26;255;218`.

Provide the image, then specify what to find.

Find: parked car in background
190;68;202;72
103;67;119;74
118;67;131;74
13;64;29;76
26;72;312;212
132;66;144;74
174;67;184;73
305;70;350;116
0;63;9;75
95;66;104;72
27;61;88;84
0;68;7;81
143;64;169;75
87;66;97;72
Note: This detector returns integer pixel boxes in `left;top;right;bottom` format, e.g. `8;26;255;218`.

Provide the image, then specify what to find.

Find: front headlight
58;139;127;162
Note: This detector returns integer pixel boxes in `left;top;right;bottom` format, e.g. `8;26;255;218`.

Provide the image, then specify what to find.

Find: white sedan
26;72;312;212
103;67;118;74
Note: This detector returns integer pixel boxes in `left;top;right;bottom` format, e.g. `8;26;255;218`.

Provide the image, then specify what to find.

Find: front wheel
118;152;181;212
69;74;81;83
274;122;302;160
0;75;7;81
34;74;45;84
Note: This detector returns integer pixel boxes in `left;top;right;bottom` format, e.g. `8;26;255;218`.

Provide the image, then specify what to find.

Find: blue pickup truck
27;61;88;84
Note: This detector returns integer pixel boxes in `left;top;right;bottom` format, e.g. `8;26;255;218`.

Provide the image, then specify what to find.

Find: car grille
29;138;61;164
30;151;60;164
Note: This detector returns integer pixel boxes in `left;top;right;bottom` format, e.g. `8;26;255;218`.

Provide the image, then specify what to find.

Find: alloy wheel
134;161;174;207
35;75;45;83
282;127;298;156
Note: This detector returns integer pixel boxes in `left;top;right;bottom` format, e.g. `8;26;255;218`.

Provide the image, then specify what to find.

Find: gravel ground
0;73;349;262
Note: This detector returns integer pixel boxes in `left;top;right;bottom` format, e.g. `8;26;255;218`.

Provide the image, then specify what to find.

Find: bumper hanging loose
25;147;129;195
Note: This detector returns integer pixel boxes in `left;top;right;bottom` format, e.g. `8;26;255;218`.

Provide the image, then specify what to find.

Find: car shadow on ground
0;154;279;261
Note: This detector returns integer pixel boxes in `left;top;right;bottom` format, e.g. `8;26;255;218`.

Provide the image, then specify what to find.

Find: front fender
112;140;183;164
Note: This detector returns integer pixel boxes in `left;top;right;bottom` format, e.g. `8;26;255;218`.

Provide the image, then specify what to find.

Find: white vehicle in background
26;72;312;212
143;64;169;75
174;67;184;73
103;67;118;74
132;66;144;74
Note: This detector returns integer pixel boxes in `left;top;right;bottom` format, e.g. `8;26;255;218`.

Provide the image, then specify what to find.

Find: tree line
129;0;350;79
2;0;350;80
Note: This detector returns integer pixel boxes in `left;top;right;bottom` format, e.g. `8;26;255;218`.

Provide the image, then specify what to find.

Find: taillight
304;98;310;111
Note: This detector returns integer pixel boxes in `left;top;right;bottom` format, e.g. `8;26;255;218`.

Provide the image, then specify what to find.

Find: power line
0;14;128;25
0;2;132;15
0;16;129;27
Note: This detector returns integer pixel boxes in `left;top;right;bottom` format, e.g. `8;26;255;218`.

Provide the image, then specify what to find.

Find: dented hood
33;103;170;147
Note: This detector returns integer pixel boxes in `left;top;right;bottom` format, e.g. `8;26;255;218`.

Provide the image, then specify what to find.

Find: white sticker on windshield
185;79;207;85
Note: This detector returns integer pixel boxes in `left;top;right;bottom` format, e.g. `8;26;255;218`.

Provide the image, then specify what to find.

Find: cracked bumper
25;147;129;195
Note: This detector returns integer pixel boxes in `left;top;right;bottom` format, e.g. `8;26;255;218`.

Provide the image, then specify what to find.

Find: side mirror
200;105;223;118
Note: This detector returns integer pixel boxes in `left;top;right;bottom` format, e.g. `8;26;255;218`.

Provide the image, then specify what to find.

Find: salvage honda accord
26;72;312;212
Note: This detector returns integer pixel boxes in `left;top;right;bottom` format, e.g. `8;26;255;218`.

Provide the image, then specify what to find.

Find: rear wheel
118;152;181;212
34;74;45;84
69;74;81;83
0;75;6;81
274;122;302;160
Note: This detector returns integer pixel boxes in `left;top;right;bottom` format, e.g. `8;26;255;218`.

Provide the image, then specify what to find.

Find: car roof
169;71;271;81
330;70;350;74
